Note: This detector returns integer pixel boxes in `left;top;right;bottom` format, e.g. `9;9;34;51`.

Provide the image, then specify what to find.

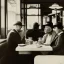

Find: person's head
44;22;53;34
14;21;22;31
53;22;63;34
33;22;39;29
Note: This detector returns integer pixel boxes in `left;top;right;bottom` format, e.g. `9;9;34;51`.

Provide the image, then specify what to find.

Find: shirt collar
58;31;63;35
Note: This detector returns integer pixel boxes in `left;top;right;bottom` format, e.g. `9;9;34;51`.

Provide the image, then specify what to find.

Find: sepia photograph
0;0;64;64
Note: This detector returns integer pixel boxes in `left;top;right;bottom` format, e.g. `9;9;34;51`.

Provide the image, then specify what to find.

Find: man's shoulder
53;30;56;34
7;30;16;36
52;31;57;35
59;31;64;37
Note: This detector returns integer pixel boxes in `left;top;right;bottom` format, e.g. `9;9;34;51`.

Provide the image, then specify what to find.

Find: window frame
21;3;41;30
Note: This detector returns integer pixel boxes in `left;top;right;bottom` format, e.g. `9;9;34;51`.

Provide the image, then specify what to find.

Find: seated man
50;22;64;55
0;21;26;64
41;22;57;45
40;22;57;55
26;22;44;41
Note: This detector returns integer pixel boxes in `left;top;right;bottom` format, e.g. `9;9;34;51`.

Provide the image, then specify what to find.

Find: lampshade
49;3;63;9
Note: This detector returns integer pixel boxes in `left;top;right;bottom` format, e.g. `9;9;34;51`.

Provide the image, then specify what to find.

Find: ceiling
21;0;64;15
22;0;64;3
41;2;64;15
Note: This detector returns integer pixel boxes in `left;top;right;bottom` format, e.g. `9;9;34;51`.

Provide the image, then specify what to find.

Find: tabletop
16;44;53;52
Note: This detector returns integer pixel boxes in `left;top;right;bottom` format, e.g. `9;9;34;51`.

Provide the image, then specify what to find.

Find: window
26;4;41;29
21;1;42;29
1;0;7;38
27;16;41;29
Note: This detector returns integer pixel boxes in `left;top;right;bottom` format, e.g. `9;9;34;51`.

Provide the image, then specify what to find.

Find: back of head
33;22;39;29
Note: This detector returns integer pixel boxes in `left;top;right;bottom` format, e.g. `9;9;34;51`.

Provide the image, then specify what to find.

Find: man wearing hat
40;22;57;55
41;22;57;46
7;21;23;53
50;22;64;55
0;21;24;64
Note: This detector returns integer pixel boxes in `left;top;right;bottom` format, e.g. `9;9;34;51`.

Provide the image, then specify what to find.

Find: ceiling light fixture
49;3;63;9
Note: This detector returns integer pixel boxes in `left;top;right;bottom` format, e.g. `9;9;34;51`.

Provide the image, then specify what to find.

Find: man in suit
50;22;64;55
0;21;25;64
41;22;57;45
40;22;57;55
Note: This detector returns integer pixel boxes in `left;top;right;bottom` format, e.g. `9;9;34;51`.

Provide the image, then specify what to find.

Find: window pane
43;16;47;25
52;16;56;25
38;16;41;29
1;0;5;38
21;3;24;8
8;12;16;30
27;4;40;8
8;2;17;30
27;9;38;15
27;16;41;29
39;9;41;15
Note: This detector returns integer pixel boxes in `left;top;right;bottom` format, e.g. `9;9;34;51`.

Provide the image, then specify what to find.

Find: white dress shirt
44;34;52;45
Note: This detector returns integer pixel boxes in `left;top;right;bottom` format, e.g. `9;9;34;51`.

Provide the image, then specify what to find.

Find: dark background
21;0;64;15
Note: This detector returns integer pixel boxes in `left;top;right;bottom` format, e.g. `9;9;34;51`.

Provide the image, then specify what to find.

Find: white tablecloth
16;44;53;54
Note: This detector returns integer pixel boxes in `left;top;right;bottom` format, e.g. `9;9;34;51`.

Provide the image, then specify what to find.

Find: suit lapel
50;31;57;44
53;35;59;41
13;29;20;37
52;31;63;43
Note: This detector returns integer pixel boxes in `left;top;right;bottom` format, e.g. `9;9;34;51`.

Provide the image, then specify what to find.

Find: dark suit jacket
26;29;44;41
0;29;24;64
50;31;64;55
7;29;23;54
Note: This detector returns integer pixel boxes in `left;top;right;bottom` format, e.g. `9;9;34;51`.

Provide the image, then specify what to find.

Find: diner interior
0;0;64;64
0;0;64;38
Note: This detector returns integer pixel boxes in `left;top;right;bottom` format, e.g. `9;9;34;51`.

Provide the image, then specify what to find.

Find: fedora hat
44;22;53;28
14;21;22;26
53;22;63;29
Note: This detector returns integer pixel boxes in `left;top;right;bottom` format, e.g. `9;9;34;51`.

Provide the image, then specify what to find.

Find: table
16;44;53;54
